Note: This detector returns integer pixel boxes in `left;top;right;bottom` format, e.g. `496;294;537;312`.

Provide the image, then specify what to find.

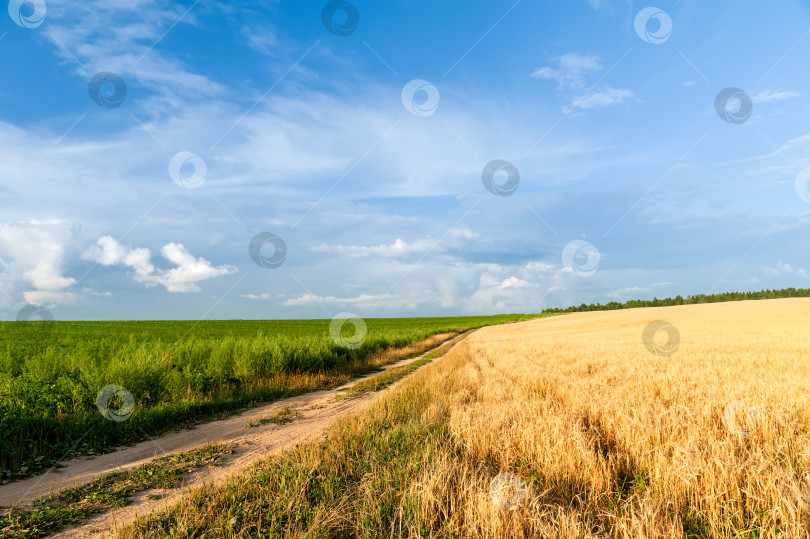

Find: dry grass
119;299;810;538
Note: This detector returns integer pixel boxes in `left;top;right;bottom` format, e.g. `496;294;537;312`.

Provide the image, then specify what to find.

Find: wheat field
439;298;810;537
122;298;810;538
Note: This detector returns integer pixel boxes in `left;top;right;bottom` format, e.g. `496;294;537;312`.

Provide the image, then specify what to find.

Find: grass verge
422;329;473;359
335;328;470;399
337;358;432;398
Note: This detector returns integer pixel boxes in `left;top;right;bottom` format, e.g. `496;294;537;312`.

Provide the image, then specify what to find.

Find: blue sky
1;0;810;320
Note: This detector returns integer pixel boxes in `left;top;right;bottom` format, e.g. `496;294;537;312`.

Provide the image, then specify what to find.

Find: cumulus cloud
499;276;535;289
263;258;562;314
84;236;237;293
0;220;79;308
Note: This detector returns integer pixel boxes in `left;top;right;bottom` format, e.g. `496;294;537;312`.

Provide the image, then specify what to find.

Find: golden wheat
429;298;810;537
120;299;810;538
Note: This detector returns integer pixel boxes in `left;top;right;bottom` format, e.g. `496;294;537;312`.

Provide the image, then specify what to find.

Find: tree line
541;287;810;314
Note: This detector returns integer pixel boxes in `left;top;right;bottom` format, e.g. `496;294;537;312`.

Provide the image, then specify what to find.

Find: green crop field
0;315;543;484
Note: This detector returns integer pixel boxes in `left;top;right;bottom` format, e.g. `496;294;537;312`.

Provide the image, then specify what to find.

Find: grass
422;329;473;359
248;329;469;426
337;358;432;397
0;314;546;482
118;298;810;538
335;328;470;398
120;379;452;538
0;443;233;539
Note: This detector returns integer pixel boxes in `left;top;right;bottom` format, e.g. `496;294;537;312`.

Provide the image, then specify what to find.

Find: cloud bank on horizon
1;0;810;320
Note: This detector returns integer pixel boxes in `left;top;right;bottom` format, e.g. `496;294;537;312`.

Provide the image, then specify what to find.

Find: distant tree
541;287;810;314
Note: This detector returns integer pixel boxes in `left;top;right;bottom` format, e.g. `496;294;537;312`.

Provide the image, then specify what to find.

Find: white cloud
742;133;810;180
263;257;564;315
310;228;482;261
766;260;809;278
499;276;535;289
751;89;800;104
311;238;440;258
530;53;602;89
159;243;237;292
43;0;225;114
0;220;79;308
281;293;427;310
84;236;237;293
242;292;275;300
242;24;280;56
448;227;479;240
526;262;555;272
530;55;635;114
564;87;637;113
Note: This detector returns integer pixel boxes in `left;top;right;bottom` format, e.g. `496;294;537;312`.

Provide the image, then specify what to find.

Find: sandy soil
0;331;473;538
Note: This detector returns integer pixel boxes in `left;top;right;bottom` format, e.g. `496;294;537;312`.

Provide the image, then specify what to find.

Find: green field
0;315;541;484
